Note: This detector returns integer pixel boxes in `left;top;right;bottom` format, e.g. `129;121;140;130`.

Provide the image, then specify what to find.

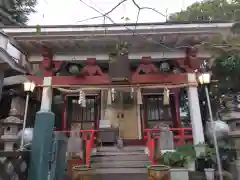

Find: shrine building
0;21;234;160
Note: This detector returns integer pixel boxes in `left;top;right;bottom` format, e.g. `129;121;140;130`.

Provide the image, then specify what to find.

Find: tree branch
77;0;177;52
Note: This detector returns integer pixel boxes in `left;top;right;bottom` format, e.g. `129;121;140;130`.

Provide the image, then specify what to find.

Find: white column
40;77;53;112
187;73;205;155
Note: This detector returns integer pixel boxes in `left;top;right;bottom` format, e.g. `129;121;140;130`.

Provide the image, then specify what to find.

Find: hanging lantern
69;64;80;74
160;62;170;72
78;90;82;105
111;88;116;102
78;90;86;107
163;88;170;105
81;91;86;107
130;87;134;99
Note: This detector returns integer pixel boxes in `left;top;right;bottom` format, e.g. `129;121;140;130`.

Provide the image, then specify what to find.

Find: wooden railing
0;151;30;180
144;128;193;165
55;129;97;167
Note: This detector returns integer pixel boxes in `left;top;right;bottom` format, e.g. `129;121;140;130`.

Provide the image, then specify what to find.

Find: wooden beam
132;74;188;85
28;75;110;86
28;73;188;87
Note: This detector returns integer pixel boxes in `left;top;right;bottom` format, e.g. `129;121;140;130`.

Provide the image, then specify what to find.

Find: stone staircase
91;146;149;180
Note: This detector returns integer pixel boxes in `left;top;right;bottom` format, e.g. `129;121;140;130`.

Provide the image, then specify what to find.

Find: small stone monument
67;130;82;159
157;123;175;153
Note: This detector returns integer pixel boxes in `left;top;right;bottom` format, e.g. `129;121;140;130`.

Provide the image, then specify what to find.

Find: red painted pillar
173;89;185;145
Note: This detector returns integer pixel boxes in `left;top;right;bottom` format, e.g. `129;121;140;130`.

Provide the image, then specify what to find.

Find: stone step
97;146;145;153
93;168;148;174
94;151;146;156
92;153;148;162
92;160;149;168
92;174;147;180
64;170;147;180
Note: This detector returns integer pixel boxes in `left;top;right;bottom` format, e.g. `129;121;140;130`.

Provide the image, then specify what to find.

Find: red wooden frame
28;73;188;86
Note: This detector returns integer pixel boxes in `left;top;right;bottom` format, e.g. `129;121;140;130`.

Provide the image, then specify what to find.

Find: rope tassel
137;88;143;105
163;88;169;105
81;91;86;107
107;89;112;105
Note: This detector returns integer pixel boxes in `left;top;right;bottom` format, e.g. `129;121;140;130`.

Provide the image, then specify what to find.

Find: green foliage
108;41;129;58
214;55;240;76
198;145;216;163
176;145;196;159
161;144;197;167
169;0;240;21
1;0;37;24
212;55;240;91
161;144;217;168
36;24;41;34
162;151;190;167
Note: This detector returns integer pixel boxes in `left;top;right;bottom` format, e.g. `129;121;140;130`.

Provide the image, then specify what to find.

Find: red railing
144;128;193;165
144;130;155;165
55;129;97;167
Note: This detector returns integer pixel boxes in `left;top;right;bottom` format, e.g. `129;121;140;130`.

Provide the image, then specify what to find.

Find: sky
28;0;201;25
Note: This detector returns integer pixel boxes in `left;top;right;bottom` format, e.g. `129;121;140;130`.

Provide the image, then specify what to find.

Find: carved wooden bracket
77;58;104;77
40;46;63;76
175;47;200;72
134;56;158;75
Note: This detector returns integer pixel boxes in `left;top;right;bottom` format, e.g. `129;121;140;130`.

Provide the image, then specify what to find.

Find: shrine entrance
119;105;139;140
101;89;141;142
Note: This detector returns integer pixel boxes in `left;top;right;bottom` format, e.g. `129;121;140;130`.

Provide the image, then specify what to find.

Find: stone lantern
1;116;22;151
220;108;240;179
0;96;25;151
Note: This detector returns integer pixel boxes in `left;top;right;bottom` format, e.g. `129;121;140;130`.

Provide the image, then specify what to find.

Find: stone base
170;168;189;180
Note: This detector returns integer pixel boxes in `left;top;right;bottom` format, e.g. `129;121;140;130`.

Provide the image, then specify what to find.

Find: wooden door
119;105;139;139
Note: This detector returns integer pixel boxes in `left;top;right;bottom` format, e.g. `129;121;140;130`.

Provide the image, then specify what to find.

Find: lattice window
68;96;100;130
142;95;174;128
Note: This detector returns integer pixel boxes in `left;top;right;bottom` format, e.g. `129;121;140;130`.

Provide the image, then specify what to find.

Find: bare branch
77;0;197;51
77;0;127;23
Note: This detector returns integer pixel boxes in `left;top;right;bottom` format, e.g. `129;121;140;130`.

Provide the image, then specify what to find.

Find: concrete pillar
0;32;8;50
0;71;4;100
0;33;7;101
187;73;205;156
28;77;55;180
